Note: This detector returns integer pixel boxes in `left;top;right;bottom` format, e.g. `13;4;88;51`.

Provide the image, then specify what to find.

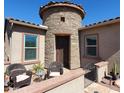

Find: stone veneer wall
41;6;84;69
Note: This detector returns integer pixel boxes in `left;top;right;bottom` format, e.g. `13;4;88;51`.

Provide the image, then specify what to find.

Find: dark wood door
56;36;70;69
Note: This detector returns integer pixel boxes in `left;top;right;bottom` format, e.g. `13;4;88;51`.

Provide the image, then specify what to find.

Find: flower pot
36;70;45;76
4;86;9;92
110;72;117;80
116;73;120;79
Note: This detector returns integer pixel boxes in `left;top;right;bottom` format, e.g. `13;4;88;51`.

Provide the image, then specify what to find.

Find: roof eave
8;19;48;30
39;3;85;19
79;19;120;31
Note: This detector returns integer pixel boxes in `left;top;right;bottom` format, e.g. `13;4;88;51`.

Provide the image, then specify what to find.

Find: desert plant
111;62;120;80
116;63;120;74
112;63;117;75
33;63;44;74
112;62;120;75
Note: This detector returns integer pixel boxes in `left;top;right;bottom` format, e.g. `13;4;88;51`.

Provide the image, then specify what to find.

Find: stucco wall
95;62;108;82
4;24;46;69
11;31;23;63
97;65;108;82
4;30;11;62
45;75;84;93
80;22;120;72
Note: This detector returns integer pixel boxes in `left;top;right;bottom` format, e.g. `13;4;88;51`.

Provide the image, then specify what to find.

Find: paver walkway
84;83;119;93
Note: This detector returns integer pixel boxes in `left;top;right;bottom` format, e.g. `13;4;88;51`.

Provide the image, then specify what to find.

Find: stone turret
39;1;85;69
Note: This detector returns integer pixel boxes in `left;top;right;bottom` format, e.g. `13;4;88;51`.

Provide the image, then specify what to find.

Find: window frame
23;34;39;62
84;34;99;57
61;17;65;22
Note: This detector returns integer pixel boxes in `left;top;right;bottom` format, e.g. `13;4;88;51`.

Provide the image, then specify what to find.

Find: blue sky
4;0;120;25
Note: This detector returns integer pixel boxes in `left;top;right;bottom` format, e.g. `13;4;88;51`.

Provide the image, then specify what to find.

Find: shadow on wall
107;50;120;73
4;21;13;62
80;57;102;69
80;50;120;73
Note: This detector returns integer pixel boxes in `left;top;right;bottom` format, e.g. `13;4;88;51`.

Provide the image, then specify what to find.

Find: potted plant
33;63;45;76
32;63;45;82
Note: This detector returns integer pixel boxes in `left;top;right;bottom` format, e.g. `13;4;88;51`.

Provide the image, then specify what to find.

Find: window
85;35;98;57
24;34;38;61
61;17;65;22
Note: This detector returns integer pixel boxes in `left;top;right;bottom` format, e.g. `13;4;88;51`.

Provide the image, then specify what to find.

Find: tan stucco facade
4;20;47;70
79;20;120;72
4;18;120;73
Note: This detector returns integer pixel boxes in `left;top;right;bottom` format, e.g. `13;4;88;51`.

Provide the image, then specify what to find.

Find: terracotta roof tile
5;17;48;30
85;17;120;27
40;1;84;10
6;17;40;27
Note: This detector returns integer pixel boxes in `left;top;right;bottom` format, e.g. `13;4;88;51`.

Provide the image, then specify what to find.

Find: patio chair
47;62;63;78
6;63;32;89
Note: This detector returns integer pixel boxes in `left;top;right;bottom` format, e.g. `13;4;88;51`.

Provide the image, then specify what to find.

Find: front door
56;36;70;69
